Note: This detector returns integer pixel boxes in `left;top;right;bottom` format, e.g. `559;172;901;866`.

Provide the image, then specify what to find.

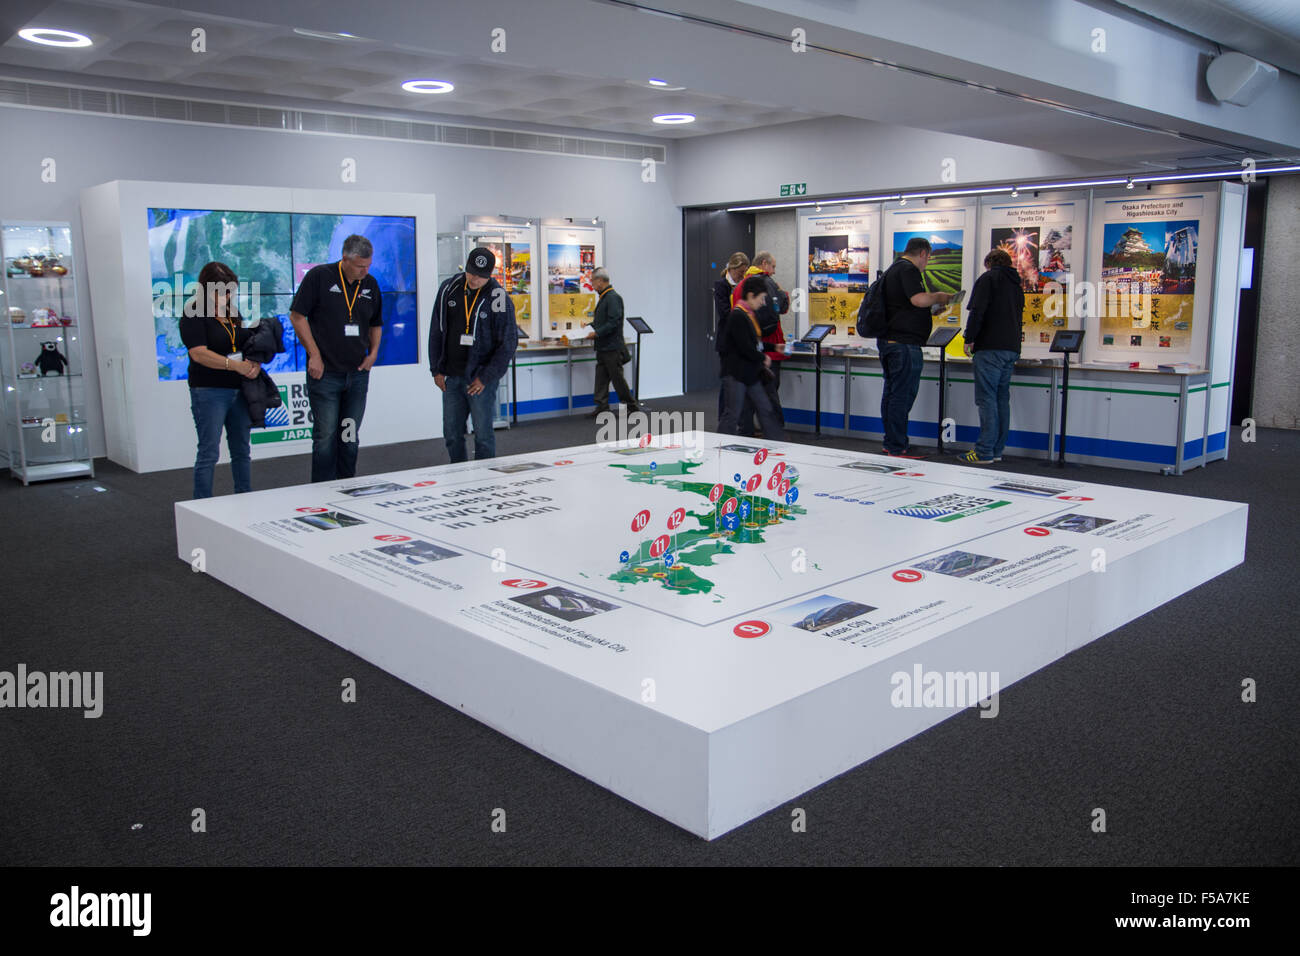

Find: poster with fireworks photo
984;202;1080;351
1097;195;1201;354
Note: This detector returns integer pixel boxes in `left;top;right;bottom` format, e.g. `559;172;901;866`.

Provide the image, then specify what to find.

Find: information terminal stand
925;326;961;453
802;324;835;437
1049;329;1085;467
626;316;653;399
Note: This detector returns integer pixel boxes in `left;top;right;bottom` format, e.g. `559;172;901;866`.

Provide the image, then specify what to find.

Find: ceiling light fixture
898;197;907;206
1011;188;1019;197
652;113;695;125
592;218;599;224
1126;178;1135;189
647;78;668;87
402;79;454;94
18;28;92;47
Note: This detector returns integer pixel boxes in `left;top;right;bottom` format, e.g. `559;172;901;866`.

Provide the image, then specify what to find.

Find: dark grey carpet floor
1;391;1296;866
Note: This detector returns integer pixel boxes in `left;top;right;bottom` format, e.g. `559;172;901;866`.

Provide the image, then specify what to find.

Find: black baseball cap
465;247;496;278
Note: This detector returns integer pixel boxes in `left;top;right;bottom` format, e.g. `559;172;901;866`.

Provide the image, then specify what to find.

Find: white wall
671;116;1115;209
0;107;681;462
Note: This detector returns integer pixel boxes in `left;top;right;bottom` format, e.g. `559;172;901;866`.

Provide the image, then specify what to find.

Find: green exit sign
779;183;808;197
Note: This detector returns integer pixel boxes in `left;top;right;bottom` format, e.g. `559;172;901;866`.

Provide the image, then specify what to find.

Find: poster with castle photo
1098;196;1201;354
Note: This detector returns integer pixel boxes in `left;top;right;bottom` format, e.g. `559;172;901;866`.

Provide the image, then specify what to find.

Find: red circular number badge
778;479;791;497
746;473;762;492
1057;495;1093;501
638;434;654;448
296;507;327;513
649;535;670;558
502;579;547;589
734;620;770;638
667;507;686;530
753;449;768;466
721;497;738;516
553;460;573;466
892;569;924;583
772;461;787;478
373;534;411;542
413;480;438;487
709;483;724;503
1025;527;1051;537
631;509;651;532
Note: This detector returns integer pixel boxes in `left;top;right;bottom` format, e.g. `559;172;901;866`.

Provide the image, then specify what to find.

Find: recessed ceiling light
18;28;92;47
646;77;686;91
292;28;361;41
652;113;695;125
402;79;454;94
647;78;668;87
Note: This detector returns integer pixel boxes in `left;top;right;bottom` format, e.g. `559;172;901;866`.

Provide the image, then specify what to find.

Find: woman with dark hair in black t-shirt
179;261;261;499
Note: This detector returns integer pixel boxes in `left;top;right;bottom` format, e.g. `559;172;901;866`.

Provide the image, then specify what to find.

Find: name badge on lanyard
345;324;360;337
461;284;483;348
339;263;362;337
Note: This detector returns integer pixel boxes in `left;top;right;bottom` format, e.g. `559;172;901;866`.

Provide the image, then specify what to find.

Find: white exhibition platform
174;432;1247;839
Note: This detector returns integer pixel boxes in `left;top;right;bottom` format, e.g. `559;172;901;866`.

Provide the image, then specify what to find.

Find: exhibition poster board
540;222;604;339
796;206;879;344
883;203;975;357
464;217;537;338
979;199;1085;357
1083;187;1216;368
80;181;439;473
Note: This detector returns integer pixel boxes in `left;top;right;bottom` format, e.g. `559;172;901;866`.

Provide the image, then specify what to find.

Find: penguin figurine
35;341;68;376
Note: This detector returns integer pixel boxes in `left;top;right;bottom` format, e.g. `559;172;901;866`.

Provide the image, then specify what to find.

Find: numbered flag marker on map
709;483;723;503
667;507;686;530
631;509;651;533
650;534;670;558
746;473;762;493
753;448;768;466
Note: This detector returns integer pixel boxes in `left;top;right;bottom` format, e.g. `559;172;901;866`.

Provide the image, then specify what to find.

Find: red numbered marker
772;461;787;478
709;483;724;503
893;471;924;477
753;449;768;466
1057;495;1093;501
734;620;770;638
778;479;791;497
296;507;327;513
638;434;654;448
374;534;411;542
649;535;670;558
1025;527;1051;537
413;480;438;487
631;509;651;533
553;460;573;466
502;579;547;589
892;569;924;583
767;473;781;490
667;507;686;530
746;473;762;493
721;497;739;515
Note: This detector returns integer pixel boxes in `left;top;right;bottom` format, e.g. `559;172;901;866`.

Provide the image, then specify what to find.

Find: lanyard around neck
463;280;483;334
338;262;360;320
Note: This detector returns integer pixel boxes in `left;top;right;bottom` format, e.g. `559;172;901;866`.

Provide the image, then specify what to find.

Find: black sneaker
885;447;928;460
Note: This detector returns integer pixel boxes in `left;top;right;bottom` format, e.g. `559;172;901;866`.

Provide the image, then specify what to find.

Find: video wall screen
149;209;418;381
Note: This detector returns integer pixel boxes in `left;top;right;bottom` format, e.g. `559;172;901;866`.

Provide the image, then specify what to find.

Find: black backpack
856;267;891;338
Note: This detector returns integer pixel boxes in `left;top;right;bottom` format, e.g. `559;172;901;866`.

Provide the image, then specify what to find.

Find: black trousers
593;349;637;411
739;361;783;437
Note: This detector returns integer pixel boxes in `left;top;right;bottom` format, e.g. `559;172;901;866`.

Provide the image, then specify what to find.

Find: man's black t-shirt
180;311;253;388
882;258;932;345
440;275;483;377
289;262;383;373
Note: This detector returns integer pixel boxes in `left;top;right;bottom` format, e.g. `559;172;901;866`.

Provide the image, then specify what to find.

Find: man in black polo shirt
289;234;383;482
428;247;517;462
879;237;952;458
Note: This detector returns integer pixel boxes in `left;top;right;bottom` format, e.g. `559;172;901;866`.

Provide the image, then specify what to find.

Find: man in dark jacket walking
428;247;517;462
959;248;1025;464
586;267;640;417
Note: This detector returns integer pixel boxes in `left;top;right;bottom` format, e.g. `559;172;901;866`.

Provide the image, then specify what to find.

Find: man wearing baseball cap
428;247;517;462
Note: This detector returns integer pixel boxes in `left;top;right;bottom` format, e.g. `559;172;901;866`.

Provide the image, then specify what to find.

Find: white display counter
175;431;1246;838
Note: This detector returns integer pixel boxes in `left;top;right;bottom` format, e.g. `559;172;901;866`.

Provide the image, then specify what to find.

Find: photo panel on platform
882;200;976;358
796;204;880;346
976;194;1087;359
1083;185;1218;369
464;216;539;339
539;221;605;340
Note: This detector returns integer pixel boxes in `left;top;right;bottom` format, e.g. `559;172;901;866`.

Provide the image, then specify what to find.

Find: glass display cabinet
0;221;94;484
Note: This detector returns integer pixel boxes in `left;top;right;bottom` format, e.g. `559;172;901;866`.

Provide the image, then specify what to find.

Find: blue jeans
306;370;370;482
443;375;497;462
972;349;1018;459
878;340;923;453
190;387;251;499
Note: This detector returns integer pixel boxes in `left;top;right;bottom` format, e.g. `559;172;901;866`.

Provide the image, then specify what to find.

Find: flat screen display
1050;329;1084;353
149;209;418;381
626;316;652;334
803;324;835;343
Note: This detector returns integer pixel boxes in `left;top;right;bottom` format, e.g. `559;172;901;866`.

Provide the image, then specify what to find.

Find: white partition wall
80;181;438;474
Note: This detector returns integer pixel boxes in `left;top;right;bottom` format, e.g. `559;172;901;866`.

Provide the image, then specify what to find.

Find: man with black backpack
861;237;952;458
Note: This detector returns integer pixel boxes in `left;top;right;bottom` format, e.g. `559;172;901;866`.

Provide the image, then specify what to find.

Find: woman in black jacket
712;252;749;418
718;275;785;440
